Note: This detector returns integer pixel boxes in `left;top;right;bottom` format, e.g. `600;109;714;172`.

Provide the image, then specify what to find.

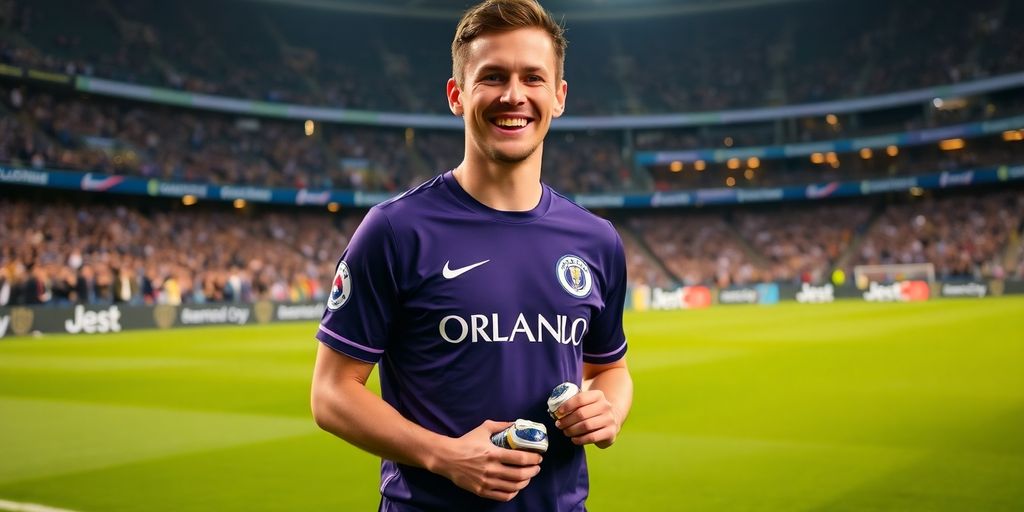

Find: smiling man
310;1;633;510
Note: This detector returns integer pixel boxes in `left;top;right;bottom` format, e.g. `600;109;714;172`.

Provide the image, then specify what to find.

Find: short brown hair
451;0;567;86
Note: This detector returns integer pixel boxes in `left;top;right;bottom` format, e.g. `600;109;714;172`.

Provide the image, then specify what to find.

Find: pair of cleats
490;382;581;453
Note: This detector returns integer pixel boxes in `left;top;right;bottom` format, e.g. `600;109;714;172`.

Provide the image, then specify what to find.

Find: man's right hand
429;420;543;502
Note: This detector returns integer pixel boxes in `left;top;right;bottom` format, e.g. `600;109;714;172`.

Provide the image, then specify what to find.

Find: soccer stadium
1;0;1023;509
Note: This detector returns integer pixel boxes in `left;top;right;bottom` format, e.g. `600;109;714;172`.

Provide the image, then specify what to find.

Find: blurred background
0;0;1023;510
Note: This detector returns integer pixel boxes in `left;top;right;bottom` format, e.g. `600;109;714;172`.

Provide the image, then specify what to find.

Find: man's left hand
553;390;622;448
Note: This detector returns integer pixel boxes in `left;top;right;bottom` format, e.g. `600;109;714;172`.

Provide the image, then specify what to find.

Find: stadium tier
3;0;1023;114
2;2;1024;511
1;0;1023;309
3;186;1022;307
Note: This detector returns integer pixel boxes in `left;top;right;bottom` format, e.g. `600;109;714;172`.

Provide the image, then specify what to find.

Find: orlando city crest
556;255;593;298
327;261;352;310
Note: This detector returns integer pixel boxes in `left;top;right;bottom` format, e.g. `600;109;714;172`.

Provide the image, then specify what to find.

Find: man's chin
487;144;541;164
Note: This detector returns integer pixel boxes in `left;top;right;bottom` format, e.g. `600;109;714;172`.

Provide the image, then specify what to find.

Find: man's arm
553;358;633;448
310;343;543;502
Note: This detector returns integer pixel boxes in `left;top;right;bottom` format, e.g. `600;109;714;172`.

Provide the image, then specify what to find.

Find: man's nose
500;79;525;105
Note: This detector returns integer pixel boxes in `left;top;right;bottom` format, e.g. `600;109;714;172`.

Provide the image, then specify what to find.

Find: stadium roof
237;0;820;21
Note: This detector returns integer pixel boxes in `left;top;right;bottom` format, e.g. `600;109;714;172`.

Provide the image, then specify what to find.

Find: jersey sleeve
583;227;628;364
316;207;400;363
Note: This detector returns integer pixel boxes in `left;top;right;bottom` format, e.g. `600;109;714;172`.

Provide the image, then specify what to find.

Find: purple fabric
318;171;627;511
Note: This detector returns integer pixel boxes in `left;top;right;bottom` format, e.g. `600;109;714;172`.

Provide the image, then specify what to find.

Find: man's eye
527;75;544;82
482;74;502;82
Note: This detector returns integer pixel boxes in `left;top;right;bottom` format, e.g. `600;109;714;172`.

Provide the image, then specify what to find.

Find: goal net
853;263;935;289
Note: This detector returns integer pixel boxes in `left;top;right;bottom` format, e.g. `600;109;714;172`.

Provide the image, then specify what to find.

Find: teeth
495;118;527;128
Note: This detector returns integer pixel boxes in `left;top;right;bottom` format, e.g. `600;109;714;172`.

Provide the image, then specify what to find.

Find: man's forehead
464;28;557;74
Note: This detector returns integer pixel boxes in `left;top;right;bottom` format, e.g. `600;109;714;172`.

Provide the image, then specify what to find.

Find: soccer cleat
491;419;549;453
547;382;580;419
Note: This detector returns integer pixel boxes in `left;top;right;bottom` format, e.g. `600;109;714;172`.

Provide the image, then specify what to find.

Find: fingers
556;401;610;435
555;391;621;448
568;425;617;447
486;463;542;485
553;391;597;419
469;455;541;502
479;489;521;502
445;420;544;501
480;420;514;434
469;474;528;502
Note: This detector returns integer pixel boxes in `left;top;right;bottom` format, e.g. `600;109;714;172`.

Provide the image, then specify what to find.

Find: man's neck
453;150;544;212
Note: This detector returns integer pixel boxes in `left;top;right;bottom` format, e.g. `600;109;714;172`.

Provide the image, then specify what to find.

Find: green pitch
1;298;1023;511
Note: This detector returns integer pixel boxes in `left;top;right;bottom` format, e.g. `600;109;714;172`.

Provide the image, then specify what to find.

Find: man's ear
447;78;464;116
553;79;568;118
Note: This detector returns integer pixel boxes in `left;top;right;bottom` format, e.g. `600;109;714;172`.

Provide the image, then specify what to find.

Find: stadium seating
853;191;1024;279
0;198;358;306
2;0;1024;307
3;0;1022;114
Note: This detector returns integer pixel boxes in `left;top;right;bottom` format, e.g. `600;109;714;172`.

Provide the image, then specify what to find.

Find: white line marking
0;499;81;512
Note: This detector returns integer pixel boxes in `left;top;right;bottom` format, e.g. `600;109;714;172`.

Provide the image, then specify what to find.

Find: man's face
448;28;567;165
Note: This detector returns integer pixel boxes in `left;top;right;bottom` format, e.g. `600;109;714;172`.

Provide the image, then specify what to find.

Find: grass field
1;298;1023;511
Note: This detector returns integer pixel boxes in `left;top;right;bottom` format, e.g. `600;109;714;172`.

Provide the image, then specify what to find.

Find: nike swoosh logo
443;259;490;279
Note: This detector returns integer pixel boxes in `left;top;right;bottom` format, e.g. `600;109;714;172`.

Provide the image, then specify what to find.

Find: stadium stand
2;0;1024;306
626;213;763;287
0;197;358;306
733;203;872;285
853;191;1024;279
3;0;1023;114
3;187;1022;306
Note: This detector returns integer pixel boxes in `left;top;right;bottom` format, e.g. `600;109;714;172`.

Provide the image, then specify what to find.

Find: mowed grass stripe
628;298;1012;344
0;396;316;486
0;324;325;418
0;298;1021;510
0;434;379;512
589;429;925;511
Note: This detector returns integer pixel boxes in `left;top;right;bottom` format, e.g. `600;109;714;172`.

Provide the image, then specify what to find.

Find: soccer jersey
316;171;627;511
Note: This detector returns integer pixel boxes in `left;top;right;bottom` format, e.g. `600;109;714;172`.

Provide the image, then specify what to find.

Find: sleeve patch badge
327;261;352;310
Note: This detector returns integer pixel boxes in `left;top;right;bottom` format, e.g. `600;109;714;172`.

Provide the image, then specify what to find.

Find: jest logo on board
650;286;712;310
796;283;835;303
862;281;929;302
65;305;123;334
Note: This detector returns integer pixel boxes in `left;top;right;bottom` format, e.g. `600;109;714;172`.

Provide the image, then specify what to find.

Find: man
310;0;633;510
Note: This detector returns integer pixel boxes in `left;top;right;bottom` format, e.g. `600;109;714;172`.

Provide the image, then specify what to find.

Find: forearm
310;354;449;472
309;344;450;471
311;348;544;502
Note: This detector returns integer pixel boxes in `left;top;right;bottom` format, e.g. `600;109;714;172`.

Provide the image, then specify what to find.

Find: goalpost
853;263;936;288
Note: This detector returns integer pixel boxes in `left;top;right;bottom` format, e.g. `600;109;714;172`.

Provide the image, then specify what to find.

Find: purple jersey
317;171;627;511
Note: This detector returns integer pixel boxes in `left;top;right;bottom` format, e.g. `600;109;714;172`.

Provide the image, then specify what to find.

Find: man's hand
430;420;543;502
554;390;623;448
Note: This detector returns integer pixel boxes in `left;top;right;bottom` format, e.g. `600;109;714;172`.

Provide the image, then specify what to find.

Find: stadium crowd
627;213;763;287
0;198;356;306
733;204;872;285
0;85;641;193
8;83;1022;196
2;189;1022;307
3;0;1024;306
2;0;1022;114
854;191;1024;280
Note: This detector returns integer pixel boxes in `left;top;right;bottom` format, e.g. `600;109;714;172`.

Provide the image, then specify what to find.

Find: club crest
327;261;352;310
556;255;593;298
